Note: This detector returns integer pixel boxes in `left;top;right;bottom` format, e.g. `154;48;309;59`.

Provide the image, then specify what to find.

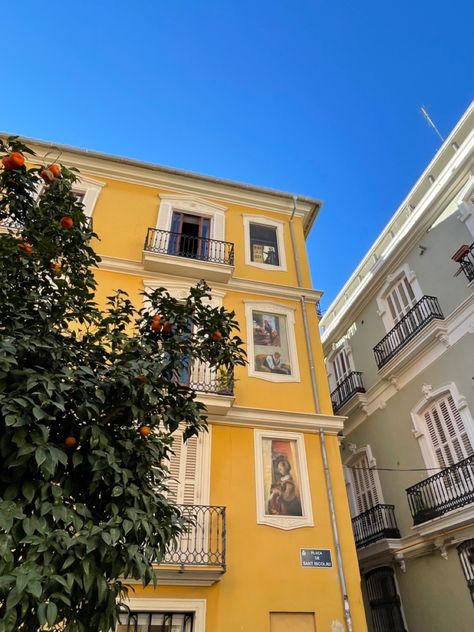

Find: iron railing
406;455;474;525
455;244;474;282
190;364;234;396
163;504;226;567
144;228;234;266
373;296;444;368
352;504;401;549
331;371;366;413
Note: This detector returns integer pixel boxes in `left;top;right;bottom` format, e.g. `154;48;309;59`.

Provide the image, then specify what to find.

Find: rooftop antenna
420;105;444;142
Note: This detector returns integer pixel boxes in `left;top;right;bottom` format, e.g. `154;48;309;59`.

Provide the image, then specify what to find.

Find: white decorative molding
376;264;423;332
421;383;433;398
156;194;227;242
244;300;300;383
242;214;287;272
143;278;226;309
254;429;313;530
395;553;406;573
120;597;206;632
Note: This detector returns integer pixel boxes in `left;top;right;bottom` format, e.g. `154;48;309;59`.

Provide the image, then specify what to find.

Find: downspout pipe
289;196;353;632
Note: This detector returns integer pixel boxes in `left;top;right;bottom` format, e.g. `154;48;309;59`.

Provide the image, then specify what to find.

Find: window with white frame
117;599;206;632
411;384;474;473
155;195;227;243
344;447;382;517
243;215;286;271
333;347;351;386
165;425;205;505
376;264;423;331
420;394;474;469
244;302;299;382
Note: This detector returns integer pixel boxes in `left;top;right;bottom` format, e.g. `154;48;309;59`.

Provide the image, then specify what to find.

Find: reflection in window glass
252;311;291;375
249;223;279;266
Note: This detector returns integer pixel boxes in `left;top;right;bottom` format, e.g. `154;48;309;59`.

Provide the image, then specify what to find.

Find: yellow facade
29;141;367;631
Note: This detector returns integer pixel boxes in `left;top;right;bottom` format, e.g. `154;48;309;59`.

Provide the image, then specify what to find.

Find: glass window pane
249;223;279;266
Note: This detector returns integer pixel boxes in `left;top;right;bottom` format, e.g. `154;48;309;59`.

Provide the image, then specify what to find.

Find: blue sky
2;1;473;307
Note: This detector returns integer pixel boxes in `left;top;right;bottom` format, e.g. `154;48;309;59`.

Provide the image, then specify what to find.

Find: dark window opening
249;223;280;266
365;567;407;632
458;539;474;605
117;610;194;632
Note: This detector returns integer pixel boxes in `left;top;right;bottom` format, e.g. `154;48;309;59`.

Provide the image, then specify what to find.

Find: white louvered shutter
386;275;416;324
423;395;474;469
333;348;351;386
350;453;380;515
166;426;199;505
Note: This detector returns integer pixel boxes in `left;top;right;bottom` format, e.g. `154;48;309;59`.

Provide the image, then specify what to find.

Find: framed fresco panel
245;301;300;383
254;429;313;530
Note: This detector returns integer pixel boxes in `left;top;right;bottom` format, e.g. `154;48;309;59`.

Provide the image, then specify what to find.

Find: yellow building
21;139;367;632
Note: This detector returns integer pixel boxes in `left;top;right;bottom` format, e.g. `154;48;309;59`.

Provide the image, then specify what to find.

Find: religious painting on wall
254;430;313;530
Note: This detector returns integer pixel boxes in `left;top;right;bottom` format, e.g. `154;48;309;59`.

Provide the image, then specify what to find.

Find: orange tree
0;137;246;632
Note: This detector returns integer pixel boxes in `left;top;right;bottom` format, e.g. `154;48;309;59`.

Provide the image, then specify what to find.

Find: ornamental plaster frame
410;382;474;472
254;428;314;530
244;300;300;383
156;194;228;243
456;169;474;237
376;263;423;332
242;214;287;272
343;444;385;517
120;597;206;632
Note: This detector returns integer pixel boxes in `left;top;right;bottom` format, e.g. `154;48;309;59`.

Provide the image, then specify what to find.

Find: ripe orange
18;239;32;255
64;436;77;448
50;262;61;274
139;425;151;437
211;330;223;341
2;156;15;170
151;315;163;331
162;321;172;333
60;216;74;229
48;163;61;177
9;152;25;168
40;168;55;184
136;373;147;383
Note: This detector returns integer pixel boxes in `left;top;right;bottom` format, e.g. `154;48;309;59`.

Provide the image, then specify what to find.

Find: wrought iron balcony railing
352;504;401;549
190;364;234;396
162;504;226;567
373;296;444;369
144;228;235;266
406;455;474;525
452;243;474;283
331;371;366;413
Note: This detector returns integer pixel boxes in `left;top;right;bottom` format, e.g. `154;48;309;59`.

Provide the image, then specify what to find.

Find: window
249;223;279;266
421;394;474;469
376;264;423;331
350;451;379;514
365;567;407;632
117;611;194;632
243;215;286;271
333;347;351;386
245;302;299;382
168;211;211;260
457;539;474;604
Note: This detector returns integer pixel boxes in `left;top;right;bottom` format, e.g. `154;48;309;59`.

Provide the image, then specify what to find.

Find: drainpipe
289;197;353;632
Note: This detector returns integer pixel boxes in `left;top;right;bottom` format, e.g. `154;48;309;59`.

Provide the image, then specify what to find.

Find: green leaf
46;601;58;626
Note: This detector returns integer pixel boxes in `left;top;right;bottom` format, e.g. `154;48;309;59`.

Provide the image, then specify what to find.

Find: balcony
406;455;474;525
157;504;226;585
373;296;444;369
452;243;474;283
189;364;234;415
352;504;401;549
143;228;235;282
331;371;366;413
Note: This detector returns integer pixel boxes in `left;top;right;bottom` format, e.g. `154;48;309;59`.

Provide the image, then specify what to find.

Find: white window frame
376;263;423;331
243;214;287;271
156;194;227;243
118;598;206;632
244;301;300;383
254;429;313;530
411;382;474;472
325;340;354;392
456;168;474;237
36;175;104;218
343;445;384;517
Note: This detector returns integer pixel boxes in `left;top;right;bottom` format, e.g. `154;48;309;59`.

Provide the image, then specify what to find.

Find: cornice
208;405;344;434
4;136;321;220
96;255;322;303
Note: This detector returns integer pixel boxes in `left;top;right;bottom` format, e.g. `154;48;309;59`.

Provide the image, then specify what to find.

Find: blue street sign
300;548;333;568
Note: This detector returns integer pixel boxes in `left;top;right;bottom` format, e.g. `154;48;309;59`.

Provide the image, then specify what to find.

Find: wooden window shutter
351;452;380;515
166;426;200;505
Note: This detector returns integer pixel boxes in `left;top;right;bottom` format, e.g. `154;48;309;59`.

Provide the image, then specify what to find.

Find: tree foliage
0;138;246;631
